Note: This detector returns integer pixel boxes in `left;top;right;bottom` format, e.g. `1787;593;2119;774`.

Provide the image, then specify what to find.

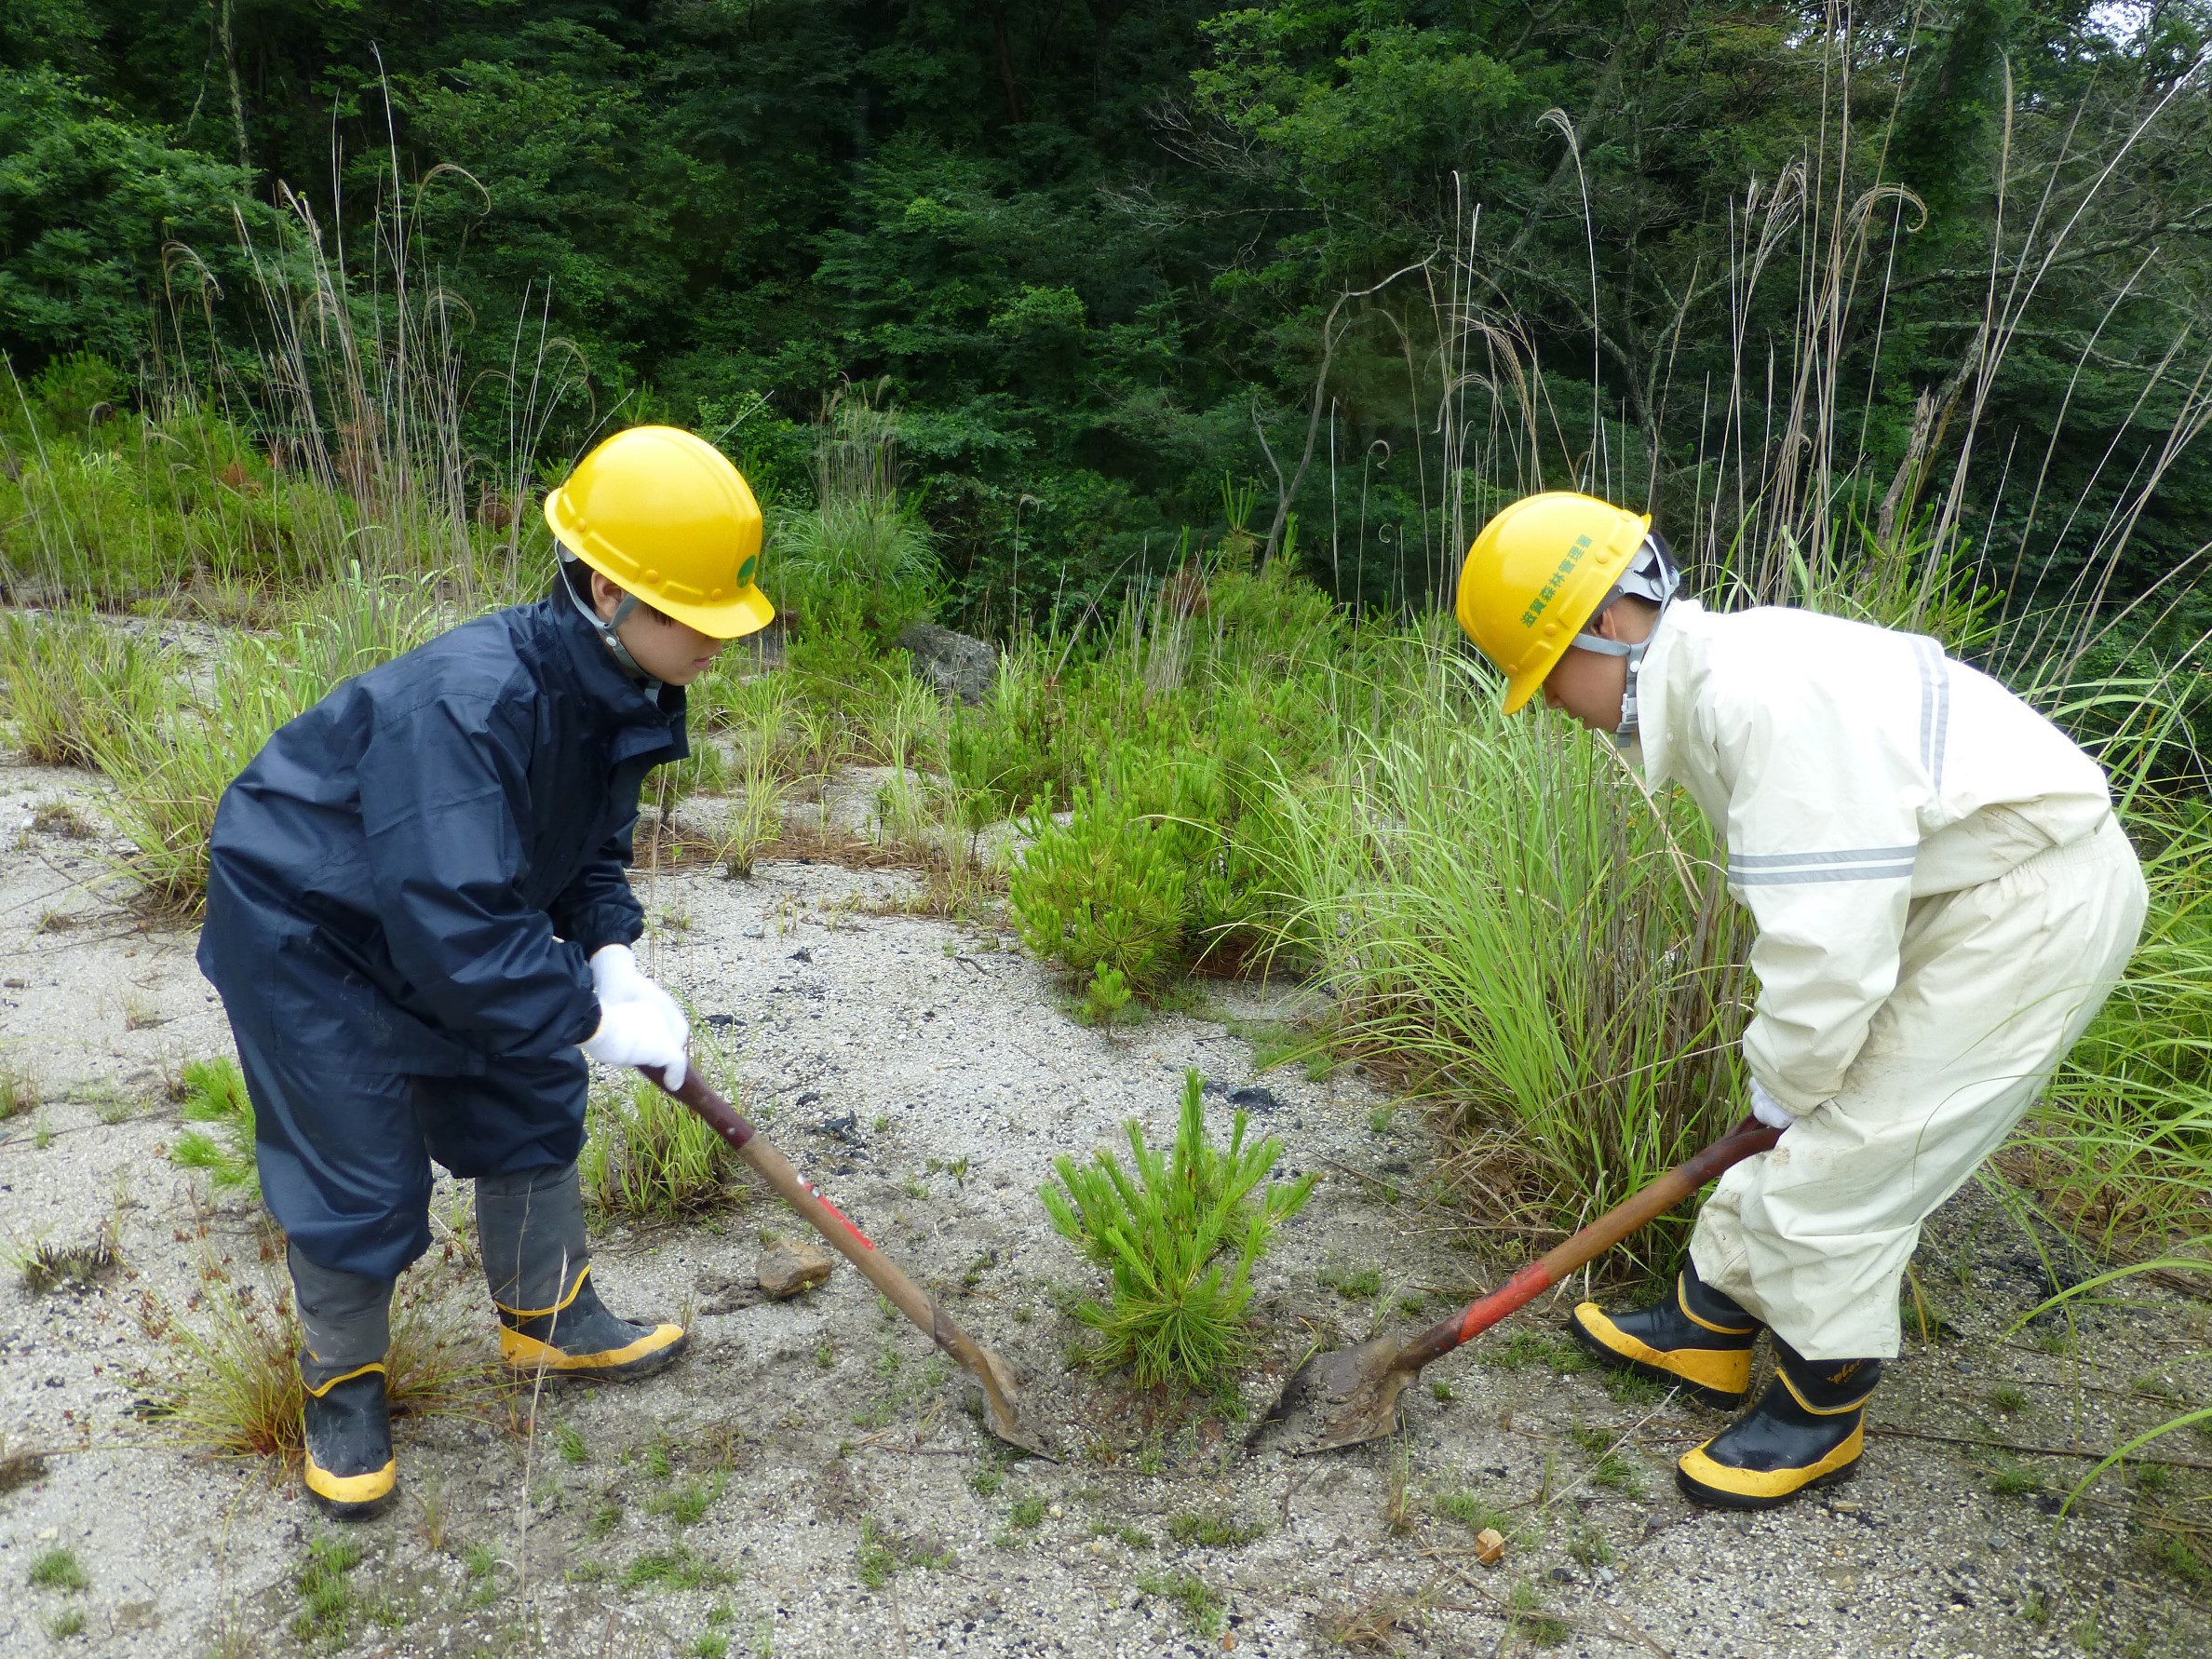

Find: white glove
584;944;689;1088
1748;1079;1795;1131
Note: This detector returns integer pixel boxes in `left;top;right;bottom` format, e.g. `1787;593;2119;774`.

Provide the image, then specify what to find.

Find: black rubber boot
290;1244;398;1518
479;1164;687;1383
1675;1340;1881;1510
1569;1257;1762;1409
303;1367;397;1519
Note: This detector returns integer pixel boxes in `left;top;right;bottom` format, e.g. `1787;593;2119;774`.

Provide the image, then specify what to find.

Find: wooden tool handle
643;1066;1000;1378
1391;1116;1782;1375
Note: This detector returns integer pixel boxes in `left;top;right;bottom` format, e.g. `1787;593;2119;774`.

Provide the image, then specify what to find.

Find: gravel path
1;760;2207;1658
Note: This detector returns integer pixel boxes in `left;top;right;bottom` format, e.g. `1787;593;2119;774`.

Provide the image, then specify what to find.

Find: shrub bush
1040;1069;1315;1391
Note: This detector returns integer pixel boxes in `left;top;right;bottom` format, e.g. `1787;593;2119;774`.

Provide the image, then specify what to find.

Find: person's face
590;571;725;685
1537;603;1633;733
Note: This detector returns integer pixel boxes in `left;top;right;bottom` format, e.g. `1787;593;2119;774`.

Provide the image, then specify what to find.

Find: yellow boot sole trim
304;1453;397;1507
1678;1421;1864;1503
1572;1304;1752;1396
500;1322;685;1374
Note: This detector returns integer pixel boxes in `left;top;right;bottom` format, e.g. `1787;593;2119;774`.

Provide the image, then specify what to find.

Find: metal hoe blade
1253;1332;1424;1455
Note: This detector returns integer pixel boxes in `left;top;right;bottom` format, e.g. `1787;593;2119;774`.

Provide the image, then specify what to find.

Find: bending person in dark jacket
197;426;775;1518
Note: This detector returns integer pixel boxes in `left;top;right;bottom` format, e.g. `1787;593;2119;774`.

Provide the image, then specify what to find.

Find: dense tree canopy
5;2;2209;632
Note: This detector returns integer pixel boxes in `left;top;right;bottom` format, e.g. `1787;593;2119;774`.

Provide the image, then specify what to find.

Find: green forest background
4;1;2210;636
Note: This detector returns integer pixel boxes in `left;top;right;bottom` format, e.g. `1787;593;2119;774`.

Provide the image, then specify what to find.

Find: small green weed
2147;1530;2212;1590
587;1499;624;1541
969;1463;1005;1498
1479;1330;1591;1374
622;1547;732;1591
854;1517;951;1588
1136;1570;1226;1638
1041;1069;1315;1390
291;1533;363;1642
1506;1581;1571;1646
1431;1380;1454;1402
47;1608;87;1639
1600;1368;1666;1407
1008;1495;1045;1530
0;1065;39;1121
1435;1490;1510;1534
1167;1512;1262;1548
1989;1384;2028;1415
1566;1422;1644;1496
170;1057;258;1195
650;1472;727;1527
1991;1462;2042;1498
554;1422;588;1465
692;1638;731;1659
1320;1264;1382;1301
28;1548;88;1592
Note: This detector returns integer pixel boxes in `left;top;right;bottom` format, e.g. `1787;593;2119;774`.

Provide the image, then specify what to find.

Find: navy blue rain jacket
197;587;687;1074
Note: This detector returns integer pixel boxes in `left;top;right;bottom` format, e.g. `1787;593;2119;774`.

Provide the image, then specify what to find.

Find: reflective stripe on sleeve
1727;844;1917;885
1915;635;1950;790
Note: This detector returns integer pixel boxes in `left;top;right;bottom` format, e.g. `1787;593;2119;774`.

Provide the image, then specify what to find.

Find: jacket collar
1634;596;1700;790
542;589;689;764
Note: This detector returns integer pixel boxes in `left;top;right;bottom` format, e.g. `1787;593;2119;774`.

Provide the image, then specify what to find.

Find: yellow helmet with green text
544;425;775;640
1455;492;1652;712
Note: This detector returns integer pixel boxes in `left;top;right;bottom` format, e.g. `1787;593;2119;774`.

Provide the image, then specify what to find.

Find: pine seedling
1079;962;1134;1029
1040;1069;1315;1391
170;1057;259;1196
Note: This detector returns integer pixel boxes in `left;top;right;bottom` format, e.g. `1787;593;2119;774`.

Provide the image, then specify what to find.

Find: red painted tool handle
1392;1116;1782;1375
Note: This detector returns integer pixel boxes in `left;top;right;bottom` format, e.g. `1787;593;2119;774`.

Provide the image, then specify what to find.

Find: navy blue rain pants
236;1036;587;1284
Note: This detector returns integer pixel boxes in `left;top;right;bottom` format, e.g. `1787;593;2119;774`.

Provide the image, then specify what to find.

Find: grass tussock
580;1074;747;1223
137;1248;495;1462
16;1228;118;1297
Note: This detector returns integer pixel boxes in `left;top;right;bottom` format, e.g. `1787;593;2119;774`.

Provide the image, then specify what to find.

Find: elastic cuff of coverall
289;1243;396;1391
478;1161;589;1315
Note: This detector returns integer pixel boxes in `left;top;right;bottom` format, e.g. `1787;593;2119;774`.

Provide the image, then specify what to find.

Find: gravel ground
1;758;2208;1659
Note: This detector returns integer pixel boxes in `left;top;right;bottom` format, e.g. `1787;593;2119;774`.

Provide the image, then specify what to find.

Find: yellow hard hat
1455;492;1652;713
544;425;776;640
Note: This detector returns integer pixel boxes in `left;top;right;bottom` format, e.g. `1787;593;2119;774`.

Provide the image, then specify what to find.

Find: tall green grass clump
0;611;164;767
88;571;442;913
580;1076;742;1222
2013;806;2212;1251
773;381;937;651
1265;655;1748;1263
1042;1069;1315;1391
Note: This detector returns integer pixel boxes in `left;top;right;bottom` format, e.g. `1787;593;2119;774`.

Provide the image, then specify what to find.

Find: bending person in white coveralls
1452;492;2146;1510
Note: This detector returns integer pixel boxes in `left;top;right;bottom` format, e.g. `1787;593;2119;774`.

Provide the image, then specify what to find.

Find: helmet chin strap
560;549;653;682
1563;530;1681;748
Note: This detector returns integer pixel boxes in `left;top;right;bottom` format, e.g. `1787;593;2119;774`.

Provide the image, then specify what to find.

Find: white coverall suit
1635;600;2146;1359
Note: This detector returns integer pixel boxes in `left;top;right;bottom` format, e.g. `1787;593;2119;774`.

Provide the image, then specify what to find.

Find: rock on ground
757;1239;834;1301
896;622;998;704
